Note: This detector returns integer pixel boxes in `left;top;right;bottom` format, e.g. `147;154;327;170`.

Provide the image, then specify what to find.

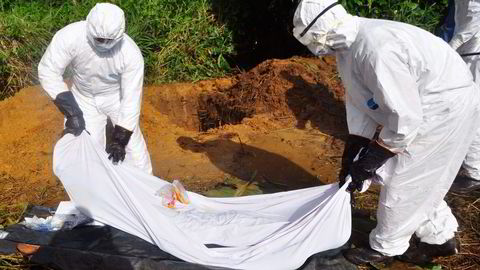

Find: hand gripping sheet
53;133;351;270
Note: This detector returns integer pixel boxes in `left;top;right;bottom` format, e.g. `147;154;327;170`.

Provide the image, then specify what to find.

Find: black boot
397;237;459;265
343;247;393;265
450;175;480;194
421;237;459;257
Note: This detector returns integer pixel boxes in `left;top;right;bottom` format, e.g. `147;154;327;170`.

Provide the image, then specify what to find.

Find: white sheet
53;133;352;270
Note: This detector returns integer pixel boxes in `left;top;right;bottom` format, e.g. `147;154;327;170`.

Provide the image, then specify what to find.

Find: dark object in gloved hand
349;140;396;192
106;125;133;164
338;135;371;188
53;91;85;136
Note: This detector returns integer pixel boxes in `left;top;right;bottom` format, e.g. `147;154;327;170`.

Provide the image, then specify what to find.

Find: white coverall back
335;17;480;255
450;0;480;181
38;21;152;174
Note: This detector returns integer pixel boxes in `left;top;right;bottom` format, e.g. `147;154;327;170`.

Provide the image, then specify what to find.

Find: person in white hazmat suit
293;0;480;266
38;3;152;174
448;0;480;194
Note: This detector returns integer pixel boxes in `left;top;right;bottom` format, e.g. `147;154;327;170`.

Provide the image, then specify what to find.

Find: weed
0;203;27;229
0;254;30;269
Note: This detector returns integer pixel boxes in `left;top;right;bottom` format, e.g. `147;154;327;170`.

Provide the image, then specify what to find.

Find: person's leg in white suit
71;90;153;174
451;52;480;193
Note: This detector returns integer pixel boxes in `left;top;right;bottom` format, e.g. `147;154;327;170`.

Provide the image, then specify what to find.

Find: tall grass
0;0;234;99
130;0;233;83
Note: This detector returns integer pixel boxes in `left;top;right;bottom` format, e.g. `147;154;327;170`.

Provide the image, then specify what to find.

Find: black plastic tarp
0;206;356;270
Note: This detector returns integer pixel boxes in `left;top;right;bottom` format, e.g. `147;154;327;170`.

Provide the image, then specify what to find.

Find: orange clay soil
0;56;347;206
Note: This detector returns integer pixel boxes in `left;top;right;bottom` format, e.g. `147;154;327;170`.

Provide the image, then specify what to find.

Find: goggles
94;37;114;44
294;2;340;45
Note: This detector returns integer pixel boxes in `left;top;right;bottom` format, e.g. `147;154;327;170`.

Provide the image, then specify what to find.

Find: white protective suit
294;0;480;256
38;3;152;174
450;0;480;181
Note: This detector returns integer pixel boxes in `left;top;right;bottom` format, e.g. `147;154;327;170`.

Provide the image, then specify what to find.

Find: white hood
86;3;125;52
293;0;358;55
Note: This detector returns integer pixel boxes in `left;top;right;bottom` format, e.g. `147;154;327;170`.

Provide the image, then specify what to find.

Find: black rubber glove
53;91;85;136
106;125;133;164
349;140;396;192
338;135;371;188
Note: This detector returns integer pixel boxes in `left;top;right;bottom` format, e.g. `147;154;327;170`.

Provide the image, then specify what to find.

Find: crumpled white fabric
20;203;95;232
53;133;352;270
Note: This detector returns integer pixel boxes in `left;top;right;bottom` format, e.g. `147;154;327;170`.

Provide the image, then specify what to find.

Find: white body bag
53;133;352;270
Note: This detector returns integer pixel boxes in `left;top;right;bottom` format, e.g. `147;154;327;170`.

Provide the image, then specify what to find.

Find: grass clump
0;203;27;229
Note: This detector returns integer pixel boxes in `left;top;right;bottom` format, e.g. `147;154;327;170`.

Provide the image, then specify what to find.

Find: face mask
293;2;340;55
94;39;117;52
295;2;340;40
307;42;335;56
297;31;335;56
89;36;121;53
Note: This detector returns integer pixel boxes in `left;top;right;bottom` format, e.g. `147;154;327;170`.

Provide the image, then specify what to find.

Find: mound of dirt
198;57;345;131
0;56;347;207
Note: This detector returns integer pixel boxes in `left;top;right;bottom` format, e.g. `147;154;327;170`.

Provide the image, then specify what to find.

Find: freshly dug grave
140;56;348;191
0;56;347;207
197;57;345;131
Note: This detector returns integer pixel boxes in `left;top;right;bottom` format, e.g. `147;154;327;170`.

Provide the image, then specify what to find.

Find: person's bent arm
347;45;423;191
38;25;85;136
38;26;75;99
358;47;423;151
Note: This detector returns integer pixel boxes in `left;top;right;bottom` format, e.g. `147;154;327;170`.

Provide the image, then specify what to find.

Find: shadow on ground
177;136;321;193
